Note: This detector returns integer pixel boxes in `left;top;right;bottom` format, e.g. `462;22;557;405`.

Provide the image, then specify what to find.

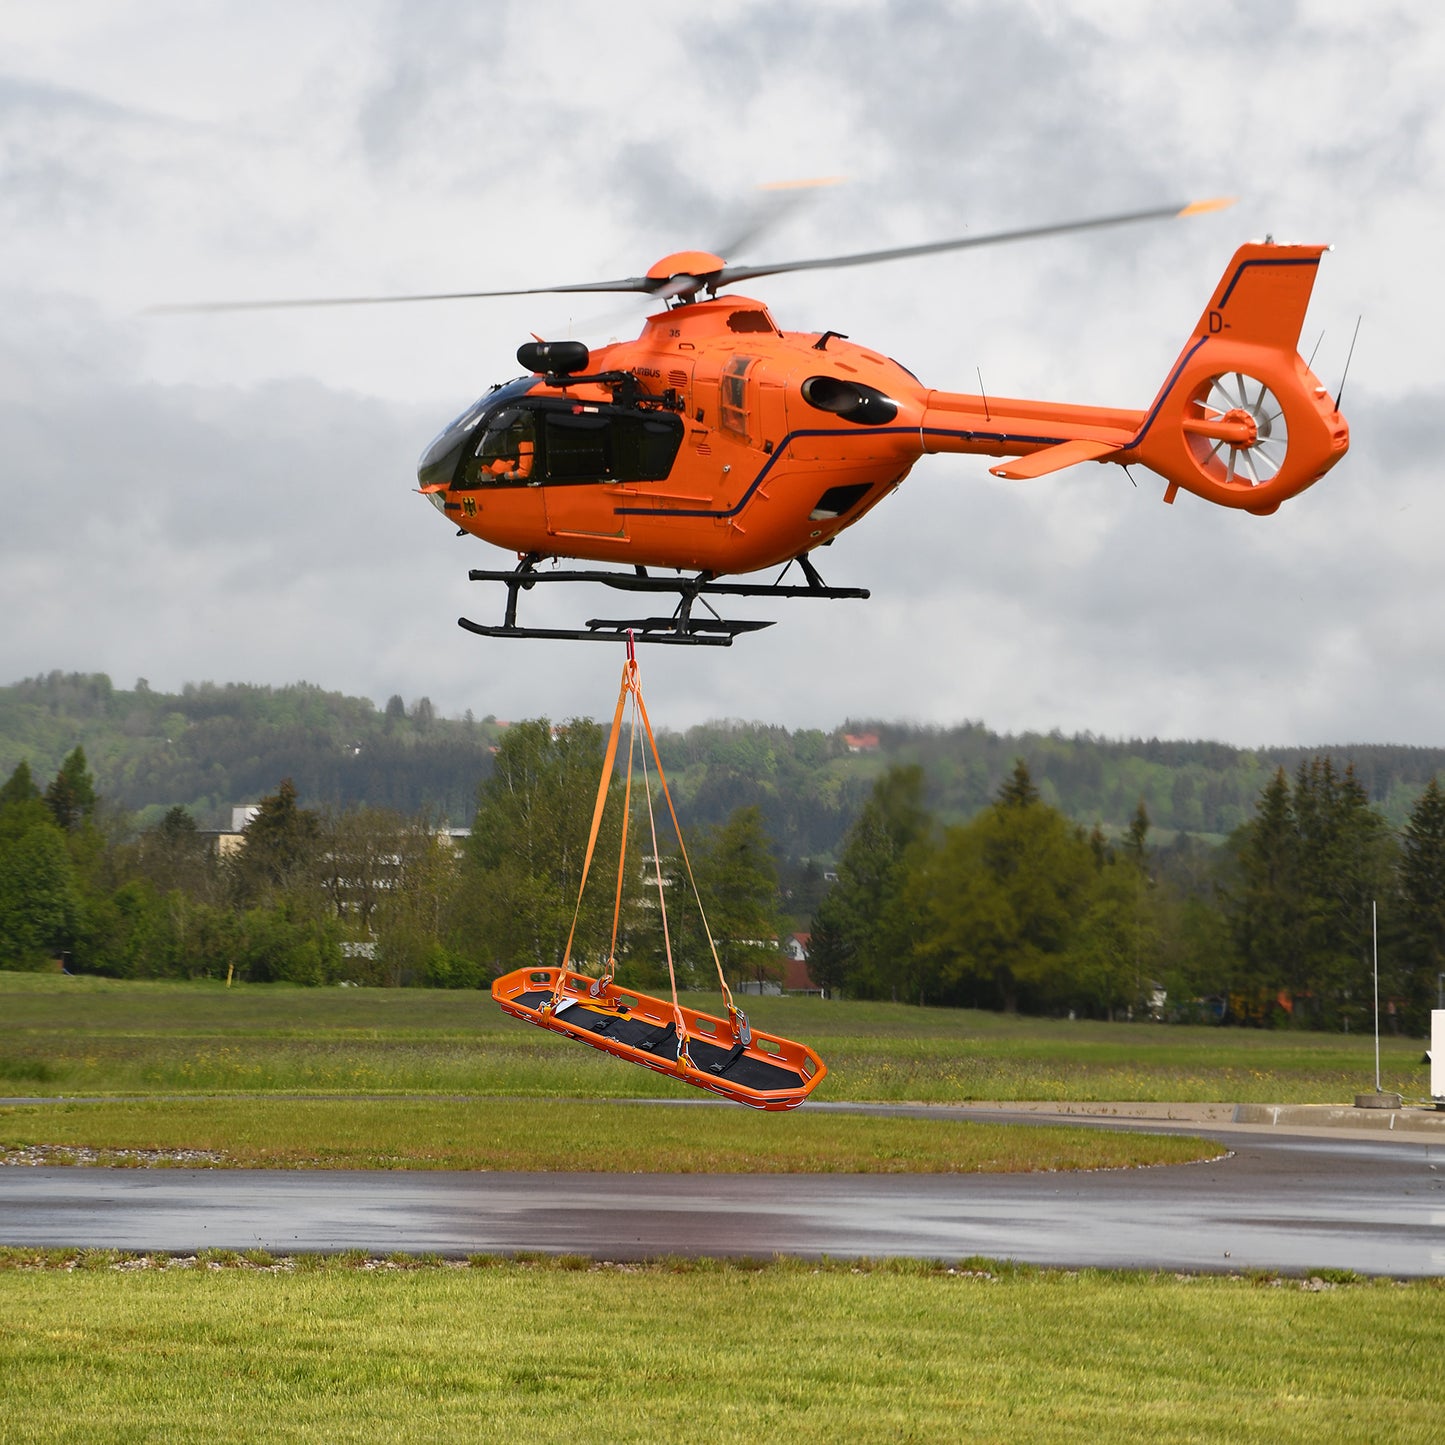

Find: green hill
4;670;1443;857
0;672;501;830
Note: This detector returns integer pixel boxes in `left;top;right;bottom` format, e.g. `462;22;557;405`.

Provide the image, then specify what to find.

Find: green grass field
0;1095;1221;1172
2;970;1427;1104
3;974;1438;1440
2;1255;1442;1443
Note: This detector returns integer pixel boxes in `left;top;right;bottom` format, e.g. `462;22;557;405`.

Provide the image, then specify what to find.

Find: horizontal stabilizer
990;438;1123;480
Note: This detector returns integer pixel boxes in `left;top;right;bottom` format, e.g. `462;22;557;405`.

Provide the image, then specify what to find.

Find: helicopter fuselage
419;242;1349;583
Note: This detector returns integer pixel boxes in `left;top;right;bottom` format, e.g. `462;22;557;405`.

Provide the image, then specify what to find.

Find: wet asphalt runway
2;1109;1442;1274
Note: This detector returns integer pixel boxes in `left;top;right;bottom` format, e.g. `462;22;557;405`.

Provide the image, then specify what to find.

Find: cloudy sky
3;1;1441;747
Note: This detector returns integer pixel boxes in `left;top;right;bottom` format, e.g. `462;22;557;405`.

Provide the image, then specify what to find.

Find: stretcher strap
630;677;739;1026
636;712;690;1068
601;708;634;991
552;634;744;1068
550;661;631;1011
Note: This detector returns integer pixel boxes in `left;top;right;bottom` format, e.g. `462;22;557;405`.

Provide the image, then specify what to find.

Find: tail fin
1128;242;1350;514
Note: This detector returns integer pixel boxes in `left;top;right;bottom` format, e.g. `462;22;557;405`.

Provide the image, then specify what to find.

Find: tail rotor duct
1184;371;1289;490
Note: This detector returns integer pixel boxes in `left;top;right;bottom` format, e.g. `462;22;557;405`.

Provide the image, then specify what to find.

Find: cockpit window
474;408;537;483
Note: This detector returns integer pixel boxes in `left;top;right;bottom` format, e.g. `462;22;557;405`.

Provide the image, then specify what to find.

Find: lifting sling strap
544;633;750;1065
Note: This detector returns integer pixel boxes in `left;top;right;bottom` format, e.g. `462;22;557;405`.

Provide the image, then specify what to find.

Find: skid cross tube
459;555;869;645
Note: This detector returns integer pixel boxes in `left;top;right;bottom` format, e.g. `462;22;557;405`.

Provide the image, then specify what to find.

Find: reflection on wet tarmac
2;1128;1440;1275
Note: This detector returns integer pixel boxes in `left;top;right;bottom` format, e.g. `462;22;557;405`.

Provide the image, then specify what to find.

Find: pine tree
231;778;323;904
684;804;782;990
1124;800;1150;866
1229;759;1394;1027
804;892;852;999
1229;768;1300;1020
1292;758;1393;1026
1397;776;1445;1029
44;747;97;831
0;760;41;810
996;758;1040;809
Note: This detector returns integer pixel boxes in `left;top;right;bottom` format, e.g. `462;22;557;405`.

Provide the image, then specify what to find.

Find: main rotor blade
712;176;846;265
709;197;1236;289
148;196;1234;315
147;275;665;315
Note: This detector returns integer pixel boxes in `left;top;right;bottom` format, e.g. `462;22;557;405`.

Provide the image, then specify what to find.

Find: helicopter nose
417;397;487;491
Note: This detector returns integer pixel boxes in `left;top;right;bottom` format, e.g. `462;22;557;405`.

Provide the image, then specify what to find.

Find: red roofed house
782;932;823;995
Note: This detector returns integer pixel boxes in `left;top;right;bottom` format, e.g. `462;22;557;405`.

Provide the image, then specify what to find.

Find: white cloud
1;0;1440;749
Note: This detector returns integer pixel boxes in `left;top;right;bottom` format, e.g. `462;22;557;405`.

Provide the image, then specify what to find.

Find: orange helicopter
170;198;1351;645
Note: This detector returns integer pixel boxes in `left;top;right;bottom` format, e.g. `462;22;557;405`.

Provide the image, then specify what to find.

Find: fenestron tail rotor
1185;372;1291;489
149;196;1235;315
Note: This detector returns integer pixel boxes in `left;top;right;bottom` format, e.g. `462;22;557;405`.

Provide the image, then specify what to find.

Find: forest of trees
4;671;1445;1035
3;730;1444;1036
0;731;786;999
809;759;1445;1035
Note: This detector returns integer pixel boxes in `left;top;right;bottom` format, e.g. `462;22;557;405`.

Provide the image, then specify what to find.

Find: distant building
843;731;880;752
206;804;260;858
782;932;824;996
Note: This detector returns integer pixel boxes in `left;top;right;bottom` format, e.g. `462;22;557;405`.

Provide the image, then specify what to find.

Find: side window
613;413;683;481
540;409;684;484
719;354;756;439
542;412;611;480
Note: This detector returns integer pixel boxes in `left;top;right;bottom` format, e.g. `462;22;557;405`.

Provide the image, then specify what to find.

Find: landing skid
458;554;869;646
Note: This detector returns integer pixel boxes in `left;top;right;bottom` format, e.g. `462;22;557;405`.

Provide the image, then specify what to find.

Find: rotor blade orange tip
759;176;846;191
529;332;547;343
1177;196;1238;217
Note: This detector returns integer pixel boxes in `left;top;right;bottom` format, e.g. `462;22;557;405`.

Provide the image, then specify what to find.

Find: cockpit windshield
417;377;684;494
416;378;536;492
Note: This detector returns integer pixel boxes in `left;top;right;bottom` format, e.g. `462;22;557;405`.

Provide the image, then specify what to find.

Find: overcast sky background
3;1;1441;747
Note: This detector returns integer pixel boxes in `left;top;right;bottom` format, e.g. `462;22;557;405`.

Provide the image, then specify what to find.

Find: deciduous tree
913;765;1093;1013
677;804;782;990
457;719;627;974
0;812;80;967
807;766;930;1000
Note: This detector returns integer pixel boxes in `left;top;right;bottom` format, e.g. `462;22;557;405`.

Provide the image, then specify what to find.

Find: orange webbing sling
546;634;742;1053
497;634;826;1109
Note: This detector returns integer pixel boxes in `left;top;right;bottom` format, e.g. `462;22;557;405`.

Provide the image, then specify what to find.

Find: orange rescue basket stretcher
493;966;826;1110
489;633;827;1110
